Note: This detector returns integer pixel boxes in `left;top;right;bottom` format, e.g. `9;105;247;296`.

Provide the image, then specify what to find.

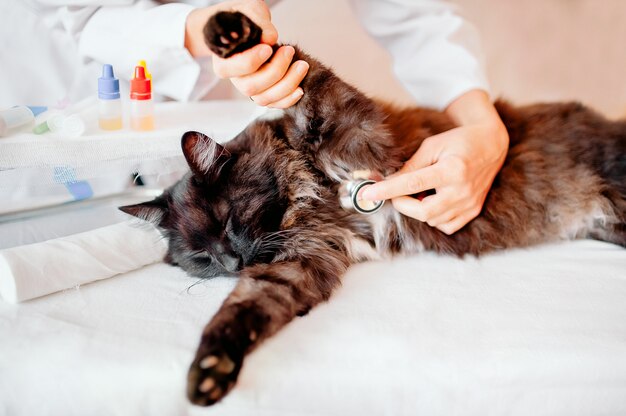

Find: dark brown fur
120;12;626;406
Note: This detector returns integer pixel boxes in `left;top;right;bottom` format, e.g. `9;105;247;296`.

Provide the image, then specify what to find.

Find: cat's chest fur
277;149;420;262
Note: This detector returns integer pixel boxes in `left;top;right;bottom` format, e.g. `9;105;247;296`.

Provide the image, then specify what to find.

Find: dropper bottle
130;66;154;131
98;64;123;130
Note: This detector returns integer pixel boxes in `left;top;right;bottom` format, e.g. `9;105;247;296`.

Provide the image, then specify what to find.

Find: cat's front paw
188;351;242;406
203;11;263;58
187;303;266;405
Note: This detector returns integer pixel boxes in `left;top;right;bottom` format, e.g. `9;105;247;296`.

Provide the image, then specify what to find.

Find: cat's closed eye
190;250;212;260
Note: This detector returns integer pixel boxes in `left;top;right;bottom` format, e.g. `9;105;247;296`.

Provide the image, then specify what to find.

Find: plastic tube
0;106;47;137
32;97;95;137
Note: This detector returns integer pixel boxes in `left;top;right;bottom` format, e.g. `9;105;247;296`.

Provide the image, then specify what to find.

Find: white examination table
0;102;625;416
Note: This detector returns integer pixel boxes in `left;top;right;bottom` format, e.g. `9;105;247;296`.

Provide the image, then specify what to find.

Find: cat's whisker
184;278;212;295
258;229;302;244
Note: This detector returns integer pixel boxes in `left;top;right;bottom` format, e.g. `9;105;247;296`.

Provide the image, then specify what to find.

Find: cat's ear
119;196;168;225
181;131;231;182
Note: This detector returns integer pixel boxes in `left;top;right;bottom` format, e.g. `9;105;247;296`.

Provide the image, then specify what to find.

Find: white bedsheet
1;240;625;415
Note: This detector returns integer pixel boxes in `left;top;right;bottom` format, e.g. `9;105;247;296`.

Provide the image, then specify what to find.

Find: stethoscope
338;170;385;215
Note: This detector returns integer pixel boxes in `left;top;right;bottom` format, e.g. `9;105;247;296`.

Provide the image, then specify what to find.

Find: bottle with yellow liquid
130;65;154;131
98;64;123;130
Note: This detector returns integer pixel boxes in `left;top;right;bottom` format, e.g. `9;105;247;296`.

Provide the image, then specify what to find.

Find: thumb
242;2;279;45
259;23;278;45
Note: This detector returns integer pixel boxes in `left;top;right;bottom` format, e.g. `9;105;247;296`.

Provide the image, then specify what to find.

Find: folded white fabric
0;220;167;303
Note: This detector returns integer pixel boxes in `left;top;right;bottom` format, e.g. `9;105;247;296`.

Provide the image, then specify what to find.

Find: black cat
121;11;626;406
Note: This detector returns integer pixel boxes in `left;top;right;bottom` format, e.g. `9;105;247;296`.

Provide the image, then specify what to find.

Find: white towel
0;221;167;303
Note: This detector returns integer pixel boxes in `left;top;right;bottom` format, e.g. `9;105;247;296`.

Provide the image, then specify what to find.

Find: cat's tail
593;119;626;247
599;119;626;201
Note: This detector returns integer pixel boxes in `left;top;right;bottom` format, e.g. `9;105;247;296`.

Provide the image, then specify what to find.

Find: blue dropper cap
98;64;120;100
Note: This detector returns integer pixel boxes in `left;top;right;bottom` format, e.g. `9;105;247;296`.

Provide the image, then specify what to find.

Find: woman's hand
185;0;308;108
362;90;509;234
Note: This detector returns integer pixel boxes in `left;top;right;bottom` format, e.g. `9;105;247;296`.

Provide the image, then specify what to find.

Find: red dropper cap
130;66;151;100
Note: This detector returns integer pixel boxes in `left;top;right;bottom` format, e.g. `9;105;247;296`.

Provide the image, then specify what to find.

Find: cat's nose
221;255;239;272
220;253;241;273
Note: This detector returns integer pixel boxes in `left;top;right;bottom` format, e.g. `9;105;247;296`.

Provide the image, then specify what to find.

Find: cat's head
120;131;288;278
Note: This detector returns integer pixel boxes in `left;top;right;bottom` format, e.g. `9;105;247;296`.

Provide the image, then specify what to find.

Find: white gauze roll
0;221;167;303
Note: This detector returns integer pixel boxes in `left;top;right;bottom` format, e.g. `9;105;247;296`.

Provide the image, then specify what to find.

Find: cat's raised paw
203;11;263;58
187;351;241;406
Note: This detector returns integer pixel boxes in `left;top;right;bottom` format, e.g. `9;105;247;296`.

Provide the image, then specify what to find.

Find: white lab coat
0;0;489;110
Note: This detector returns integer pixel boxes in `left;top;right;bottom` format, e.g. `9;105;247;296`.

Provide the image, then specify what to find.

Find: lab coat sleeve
78;1;207;102
349;0;490;110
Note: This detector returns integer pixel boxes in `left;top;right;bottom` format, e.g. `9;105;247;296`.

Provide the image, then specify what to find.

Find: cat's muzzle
339;170;385;215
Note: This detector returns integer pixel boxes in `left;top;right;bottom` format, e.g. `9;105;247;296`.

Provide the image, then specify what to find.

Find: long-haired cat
120;11;625;406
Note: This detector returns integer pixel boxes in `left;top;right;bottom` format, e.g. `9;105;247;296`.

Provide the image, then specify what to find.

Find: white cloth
0;0;487;110
0;220;166;303
0;100;262;215
349;0;490;109
0;0;205;106
0;240;624;415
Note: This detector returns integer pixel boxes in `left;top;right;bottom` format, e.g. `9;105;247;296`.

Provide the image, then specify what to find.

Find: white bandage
0;221;167;303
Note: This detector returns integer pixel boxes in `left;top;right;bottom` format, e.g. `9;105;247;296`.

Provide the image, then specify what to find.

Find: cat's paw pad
203;11;263;58
187;351;241;406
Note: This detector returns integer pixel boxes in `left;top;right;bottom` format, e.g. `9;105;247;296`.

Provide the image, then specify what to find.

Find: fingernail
283;46;295;58
293;88;304;99
258;45;272;61
295;61;309;73
361;186;375;201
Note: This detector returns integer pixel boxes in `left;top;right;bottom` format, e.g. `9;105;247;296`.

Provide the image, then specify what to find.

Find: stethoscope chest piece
339;170;385;215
